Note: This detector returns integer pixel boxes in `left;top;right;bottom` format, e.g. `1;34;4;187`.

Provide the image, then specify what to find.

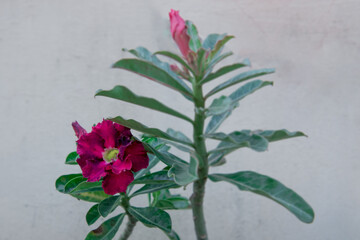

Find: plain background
1;0;359;239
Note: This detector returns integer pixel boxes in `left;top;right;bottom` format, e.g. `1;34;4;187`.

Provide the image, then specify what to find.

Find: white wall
1;0;359;239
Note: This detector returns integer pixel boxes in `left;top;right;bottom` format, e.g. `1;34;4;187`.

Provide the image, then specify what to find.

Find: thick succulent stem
191;81;209;240
119;215;137;240
119;193;137;240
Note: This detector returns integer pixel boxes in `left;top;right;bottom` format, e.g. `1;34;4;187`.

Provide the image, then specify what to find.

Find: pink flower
169;9;191;58
72;120;149;195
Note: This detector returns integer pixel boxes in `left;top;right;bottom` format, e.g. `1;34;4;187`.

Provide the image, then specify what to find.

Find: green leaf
128;206;172;232
201;60;251;85
154;51;195;75
209;172;315;223
196;48;208;75
65;152;79;165
207;130;269;155
98;195;121;217
206;68;275;98
151;189;190;211
164;230;181;240
205;51;234;74
55;174;82;193
209;35;234;60
131;183;180;198
205;110;232;134
133;136;171;180
85;213;125;240
70;181;104;194
71;191;110;203
110;116;193;147
208;153;226;167
96;86;192;123
86;204;101;226
186;21;202;52
166;128;192;143
144;143;198;185
168;160;198;186
205;80;273;133
228;80;273;102
206;96;236;117
202;34;227;51
132;171;175;184
202;34;234;69
64;176;87;193
155;197;190;210
123;47;193;101
255;129;307;142
112;58;192;98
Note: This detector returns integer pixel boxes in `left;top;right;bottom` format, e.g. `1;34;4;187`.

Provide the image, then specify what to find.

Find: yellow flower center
103;148;119;163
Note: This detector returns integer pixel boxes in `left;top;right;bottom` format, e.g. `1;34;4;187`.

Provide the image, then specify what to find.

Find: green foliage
65;151;79;165
186;21;202;52
144;143;198;185
96;86;192;123
151;190;190;210
69;181;104;194
85;213;125;240
201;60;250;84
98;196;121;217
131;183;180;198
203;34;234;61
111;116;193;147
55;174;82;193
256;129;307;142
122;47;193;101
112;58;192;99
71;191;110;203
154;51;195;75
209;171;315;223
86;204;101;226
206;80;274;133
207;130;269;155
206;68;275;98
128;206;172;232
132;171;175;185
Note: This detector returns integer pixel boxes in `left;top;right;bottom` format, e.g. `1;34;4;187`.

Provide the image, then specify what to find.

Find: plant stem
191;81;209;240
119;215;137;240
119;193;137;240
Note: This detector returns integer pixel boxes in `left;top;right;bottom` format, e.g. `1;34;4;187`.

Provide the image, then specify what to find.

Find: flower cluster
72;120;149;195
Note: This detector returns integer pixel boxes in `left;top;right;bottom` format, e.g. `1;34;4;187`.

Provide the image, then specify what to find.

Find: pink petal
102;171;134;195
111;158;132;174
77;132;104;159
124;141;149;172
127;154;149;172
113;123;132;146
92;120;117;149
72;121;87;139
77;157;107;182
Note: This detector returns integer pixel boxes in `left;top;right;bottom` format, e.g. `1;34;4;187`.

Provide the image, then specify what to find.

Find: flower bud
169;9;191;58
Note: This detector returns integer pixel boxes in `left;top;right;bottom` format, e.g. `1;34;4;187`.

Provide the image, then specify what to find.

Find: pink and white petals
102;171;134;195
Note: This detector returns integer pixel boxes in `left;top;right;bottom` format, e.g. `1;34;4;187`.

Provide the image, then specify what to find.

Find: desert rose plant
56;9;314;240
